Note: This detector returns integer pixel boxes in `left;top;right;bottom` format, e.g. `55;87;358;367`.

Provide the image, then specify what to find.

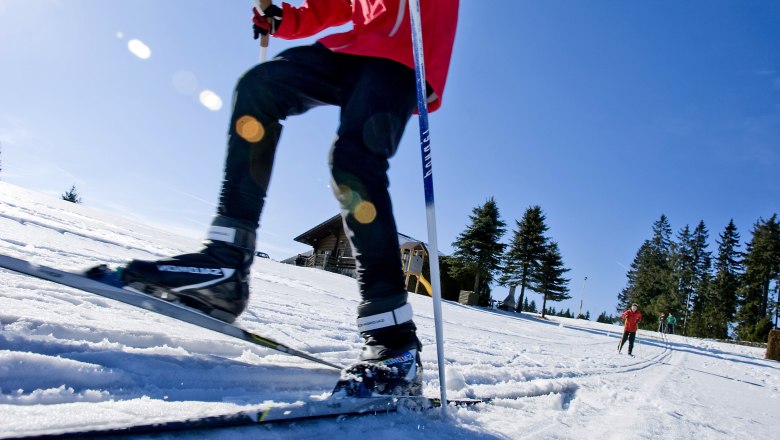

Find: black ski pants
618;331;636;354
217;43;418;319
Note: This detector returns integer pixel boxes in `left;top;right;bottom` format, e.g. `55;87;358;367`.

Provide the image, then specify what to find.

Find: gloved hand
253;4;283;39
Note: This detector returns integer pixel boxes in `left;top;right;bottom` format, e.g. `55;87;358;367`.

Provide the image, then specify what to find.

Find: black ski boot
333;305;422;398
120;217;255;323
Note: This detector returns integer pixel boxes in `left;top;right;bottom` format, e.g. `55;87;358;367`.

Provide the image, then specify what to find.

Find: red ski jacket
621;309;642;332
273;0;459;112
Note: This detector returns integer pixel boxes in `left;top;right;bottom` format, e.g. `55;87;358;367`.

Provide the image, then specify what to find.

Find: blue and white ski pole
408;0;448;413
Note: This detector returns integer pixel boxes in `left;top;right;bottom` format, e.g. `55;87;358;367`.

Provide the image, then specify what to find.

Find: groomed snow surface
1;182;778;439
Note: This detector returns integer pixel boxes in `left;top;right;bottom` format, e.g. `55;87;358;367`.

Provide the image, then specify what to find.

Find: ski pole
636;333;641;356
254;0;272;62
407;0;448;414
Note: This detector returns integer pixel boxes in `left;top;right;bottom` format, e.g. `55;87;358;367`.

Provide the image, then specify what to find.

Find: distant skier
658;313;666;333
618;303;642;356
666;313;677;335
111;0;459;398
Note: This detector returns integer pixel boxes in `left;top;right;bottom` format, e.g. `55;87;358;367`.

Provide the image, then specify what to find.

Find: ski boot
333;305;423;398
119;217;255;323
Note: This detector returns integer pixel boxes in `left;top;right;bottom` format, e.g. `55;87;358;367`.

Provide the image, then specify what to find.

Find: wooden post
767;329;780;361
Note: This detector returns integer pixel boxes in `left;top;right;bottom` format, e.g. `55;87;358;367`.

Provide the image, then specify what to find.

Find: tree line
439;198;571;318
618;214;780;342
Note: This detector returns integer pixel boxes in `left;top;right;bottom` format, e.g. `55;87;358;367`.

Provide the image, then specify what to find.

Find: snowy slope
0;182;778;439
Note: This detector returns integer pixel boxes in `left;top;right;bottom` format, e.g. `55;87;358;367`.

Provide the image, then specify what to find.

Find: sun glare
199;90;223;111
127;39;151;60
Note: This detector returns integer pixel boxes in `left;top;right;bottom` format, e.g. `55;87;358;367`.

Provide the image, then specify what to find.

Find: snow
1;181;778;439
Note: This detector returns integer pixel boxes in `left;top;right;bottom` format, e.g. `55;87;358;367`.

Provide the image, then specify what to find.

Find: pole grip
256;0;272;49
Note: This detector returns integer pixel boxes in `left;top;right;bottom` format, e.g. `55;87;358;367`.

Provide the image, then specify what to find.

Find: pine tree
500;205;548;314
597;311;613;324
652;214;674;256
449;198;507;305
736;215;780;342
686;221;714;337
708;220;742;339
672;224;696;330
61;185;82;204
618;215;676;328
533;241;571;318
620;241;672;315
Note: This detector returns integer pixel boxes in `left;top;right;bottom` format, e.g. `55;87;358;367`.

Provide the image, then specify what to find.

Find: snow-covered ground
1;182;778;439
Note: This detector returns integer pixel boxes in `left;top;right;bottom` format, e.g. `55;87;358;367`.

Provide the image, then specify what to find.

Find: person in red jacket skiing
119;1;459;397
618;303;642;356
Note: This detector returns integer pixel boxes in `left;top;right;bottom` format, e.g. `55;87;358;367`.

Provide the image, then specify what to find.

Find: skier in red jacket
618;303;642;356
120;1;459;397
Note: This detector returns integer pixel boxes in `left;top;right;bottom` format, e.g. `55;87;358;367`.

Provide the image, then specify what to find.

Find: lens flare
335;184;356;206
127;39;151;60
199;90;223;111
236;115;265;142
173;71;198;95
354;201;377;224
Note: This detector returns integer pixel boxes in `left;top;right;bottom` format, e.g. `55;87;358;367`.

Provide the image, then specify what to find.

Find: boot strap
357;303;413;332
207;216;256;251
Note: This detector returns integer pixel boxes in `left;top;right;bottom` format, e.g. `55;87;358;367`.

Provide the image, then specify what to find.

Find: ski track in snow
1;182;779;439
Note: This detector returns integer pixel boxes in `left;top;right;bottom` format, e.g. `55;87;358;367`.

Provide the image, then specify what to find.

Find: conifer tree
616;246;642;312
597;311;613;324
649;214;676;315
736;215;780;342
61;185;82;204
708;220;742;339
500;205;548;313
672;224;696;328
686;221;713;336
652;214;674;256
449;198;506;305
533;241;571;318
618;215;675;326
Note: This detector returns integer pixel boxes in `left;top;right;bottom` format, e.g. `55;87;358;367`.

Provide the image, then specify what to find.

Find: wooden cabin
291;214;355;277
291;214;427;285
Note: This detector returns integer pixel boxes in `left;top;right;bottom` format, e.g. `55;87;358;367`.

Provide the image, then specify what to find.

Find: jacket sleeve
274;0;353;40
621;310;629;320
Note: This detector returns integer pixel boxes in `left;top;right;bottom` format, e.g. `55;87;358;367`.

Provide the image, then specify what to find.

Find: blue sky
1;1;779;319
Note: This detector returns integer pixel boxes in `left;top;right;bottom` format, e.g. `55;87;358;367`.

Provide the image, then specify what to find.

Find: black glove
253;5;283;40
